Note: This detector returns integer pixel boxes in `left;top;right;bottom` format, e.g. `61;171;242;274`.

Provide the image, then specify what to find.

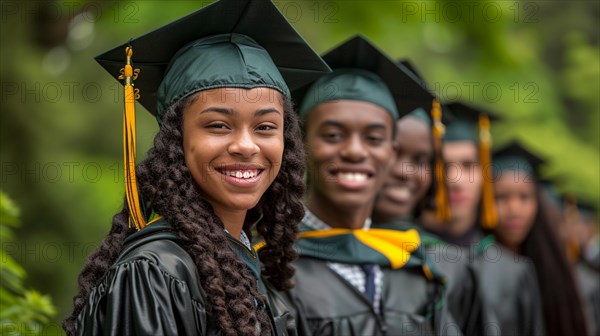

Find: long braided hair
63;92;305;335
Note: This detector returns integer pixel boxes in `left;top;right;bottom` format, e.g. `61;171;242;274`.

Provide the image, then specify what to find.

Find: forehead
190;87;284;107
495;173;538;191
396;117;431;142
305;100;393;129
443;141;478;160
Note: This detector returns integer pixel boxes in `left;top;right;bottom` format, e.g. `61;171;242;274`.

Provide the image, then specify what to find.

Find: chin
225;196;263;211
336;193;375;210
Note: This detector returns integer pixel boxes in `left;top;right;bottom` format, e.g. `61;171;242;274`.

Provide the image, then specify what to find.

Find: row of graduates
64;0;599;335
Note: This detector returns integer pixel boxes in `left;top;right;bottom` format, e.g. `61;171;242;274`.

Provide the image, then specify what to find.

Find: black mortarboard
398;60;454;126
295;35;436;120
95;0;330;121
444;102;499;143
493;141;545;178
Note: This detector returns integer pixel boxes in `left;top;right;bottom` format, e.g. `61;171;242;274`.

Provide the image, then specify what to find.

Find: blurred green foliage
1;191;56;335
0;0;598;331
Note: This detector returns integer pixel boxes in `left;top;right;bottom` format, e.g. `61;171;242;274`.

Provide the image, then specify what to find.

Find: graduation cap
398;60;455;125
96;0;331;120
295;35;437;120
493;141;545;179
95;0;330;230
444;102;499;143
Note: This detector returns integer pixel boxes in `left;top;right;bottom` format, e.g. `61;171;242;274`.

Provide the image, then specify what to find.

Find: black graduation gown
375;221;498;336
575;262;600;336
293;258;460;336
76;220;303;336
473;240;545;336
292;220;460;336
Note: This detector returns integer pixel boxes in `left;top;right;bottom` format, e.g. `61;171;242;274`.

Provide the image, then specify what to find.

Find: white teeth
224;170;258;179
338;172;368;182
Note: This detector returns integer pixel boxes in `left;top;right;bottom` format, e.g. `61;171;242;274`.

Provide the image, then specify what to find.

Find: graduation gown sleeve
76;238;211;336
424;243;499;336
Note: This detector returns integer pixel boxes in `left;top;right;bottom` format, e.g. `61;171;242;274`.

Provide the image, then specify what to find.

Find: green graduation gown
76;220;304;336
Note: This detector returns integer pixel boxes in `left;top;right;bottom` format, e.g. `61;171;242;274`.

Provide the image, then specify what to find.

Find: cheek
308;140;336;166
373;144;395;169
418;166;432;191
525;199;538;222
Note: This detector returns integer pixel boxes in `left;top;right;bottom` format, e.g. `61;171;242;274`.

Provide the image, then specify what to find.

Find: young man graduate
290;36;455;336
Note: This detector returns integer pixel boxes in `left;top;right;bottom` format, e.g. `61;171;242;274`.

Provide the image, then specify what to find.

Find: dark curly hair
63;92;306;336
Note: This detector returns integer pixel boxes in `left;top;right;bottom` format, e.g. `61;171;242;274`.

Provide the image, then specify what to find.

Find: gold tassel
431;99;451;222
119;46;146;231
479;114;497;229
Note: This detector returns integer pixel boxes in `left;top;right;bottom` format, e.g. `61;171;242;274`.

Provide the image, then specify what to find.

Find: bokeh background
1;0;598;334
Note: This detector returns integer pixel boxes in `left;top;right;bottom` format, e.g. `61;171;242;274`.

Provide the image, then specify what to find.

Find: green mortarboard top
492;141;545;178
95;0;331;122
295;35;436;120
444;102;498;143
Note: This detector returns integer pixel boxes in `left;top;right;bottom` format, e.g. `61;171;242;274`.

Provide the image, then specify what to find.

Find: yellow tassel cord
431;99;451;222
479;114;497;229
120;46;146;231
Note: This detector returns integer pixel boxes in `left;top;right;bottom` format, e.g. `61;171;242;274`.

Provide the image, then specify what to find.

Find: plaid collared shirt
301;209;383;314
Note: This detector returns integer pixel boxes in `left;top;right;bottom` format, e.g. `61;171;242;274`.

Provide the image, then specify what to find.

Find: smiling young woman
62;0;330;335
492;142;589;336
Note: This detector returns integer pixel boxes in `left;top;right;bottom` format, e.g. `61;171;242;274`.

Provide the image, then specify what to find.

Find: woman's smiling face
182;87;285;215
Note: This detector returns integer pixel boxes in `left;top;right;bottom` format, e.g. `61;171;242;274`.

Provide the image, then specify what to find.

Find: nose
340;134;367;163
228;129;259;158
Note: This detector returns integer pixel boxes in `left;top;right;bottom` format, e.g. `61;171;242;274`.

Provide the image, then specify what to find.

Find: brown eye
256;124;277;131
322;131;343;142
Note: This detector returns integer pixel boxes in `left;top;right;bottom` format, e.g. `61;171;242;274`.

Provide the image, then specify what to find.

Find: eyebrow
198;107;281;117
319;120;389;130
254;108;281;117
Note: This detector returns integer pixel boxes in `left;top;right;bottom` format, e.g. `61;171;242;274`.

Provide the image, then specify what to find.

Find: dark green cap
443;102;498;143
95;0;331;122
397;60;453;126
295;35;435;120
492;141;545;178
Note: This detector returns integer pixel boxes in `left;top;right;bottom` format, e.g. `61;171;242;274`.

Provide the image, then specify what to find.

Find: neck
500;239;522;255
213;207;247;240
447;212;476;237
372;210;412;225
419;210;444;232
307;190;371;229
